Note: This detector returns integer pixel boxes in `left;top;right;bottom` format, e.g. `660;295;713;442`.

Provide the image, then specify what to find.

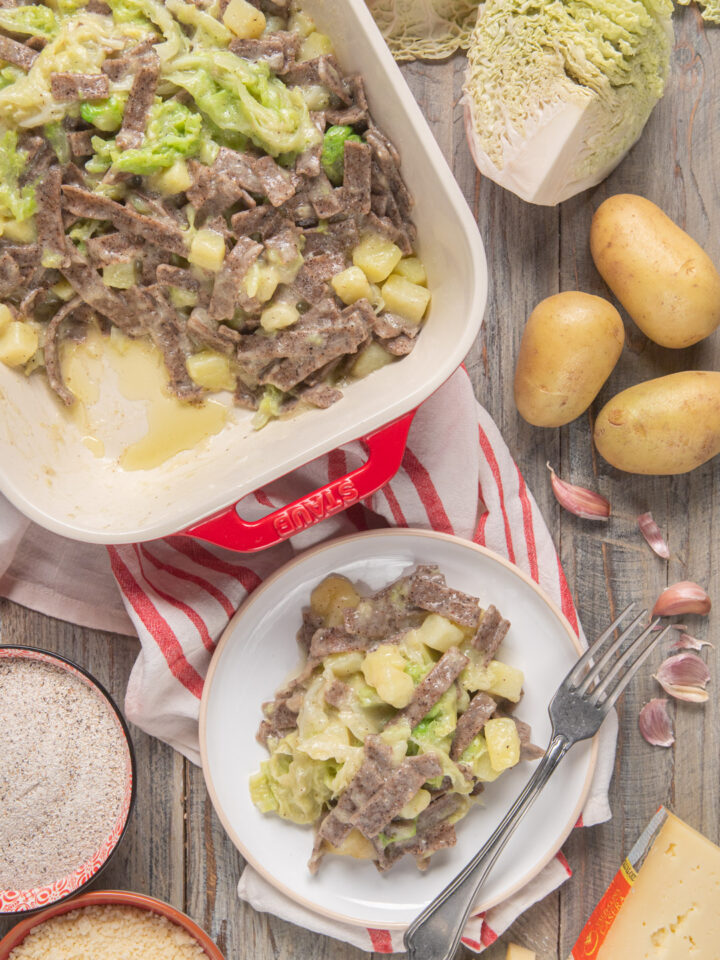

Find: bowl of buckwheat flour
0;647;136;915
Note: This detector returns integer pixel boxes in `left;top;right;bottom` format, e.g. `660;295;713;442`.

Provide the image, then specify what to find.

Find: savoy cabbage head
463;0;674;205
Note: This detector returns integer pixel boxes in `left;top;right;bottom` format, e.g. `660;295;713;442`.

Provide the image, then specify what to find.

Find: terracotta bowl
0;646;136;916
0;890;225;960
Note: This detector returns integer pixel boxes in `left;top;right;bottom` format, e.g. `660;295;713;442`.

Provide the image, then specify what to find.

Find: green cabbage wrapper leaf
366;0;480;61
0;130;36;222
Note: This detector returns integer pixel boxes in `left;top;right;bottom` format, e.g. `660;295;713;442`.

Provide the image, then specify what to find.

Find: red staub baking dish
0;0;486;552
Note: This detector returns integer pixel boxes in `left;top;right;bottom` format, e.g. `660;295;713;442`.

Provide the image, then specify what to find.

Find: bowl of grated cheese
0;891;225;960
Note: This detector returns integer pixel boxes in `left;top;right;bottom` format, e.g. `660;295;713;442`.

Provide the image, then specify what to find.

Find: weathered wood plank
3;7;720;959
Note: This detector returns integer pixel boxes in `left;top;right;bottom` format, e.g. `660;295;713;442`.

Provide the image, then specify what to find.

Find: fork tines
567;604;673;709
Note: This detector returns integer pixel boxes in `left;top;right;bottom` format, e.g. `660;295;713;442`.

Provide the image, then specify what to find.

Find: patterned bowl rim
0;890;225;960
0;645;137;916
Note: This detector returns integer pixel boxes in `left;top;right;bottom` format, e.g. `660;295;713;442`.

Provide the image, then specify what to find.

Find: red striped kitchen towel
0;366;617;952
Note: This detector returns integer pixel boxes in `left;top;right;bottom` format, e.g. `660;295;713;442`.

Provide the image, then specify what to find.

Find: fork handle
404;735;570;960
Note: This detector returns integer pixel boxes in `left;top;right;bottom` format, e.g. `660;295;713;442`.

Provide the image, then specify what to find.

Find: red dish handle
182;410;416;552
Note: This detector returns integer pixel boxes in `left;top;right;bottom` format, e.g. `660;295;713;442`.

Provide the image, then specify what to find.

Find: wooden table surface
1;6;718;957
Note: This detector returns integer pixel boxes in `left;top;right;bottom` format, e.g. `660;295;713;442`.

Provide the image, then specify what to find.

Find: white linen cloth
0;368;617;952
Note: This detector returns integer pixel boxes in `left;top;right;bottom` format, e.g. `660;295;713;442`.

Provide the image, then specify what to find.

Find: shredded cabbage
366;0;480;61
463;0;674;205
166;51;318;157
0;12;145;128
0;131;36;223
88;98;202;174
0;5;58;39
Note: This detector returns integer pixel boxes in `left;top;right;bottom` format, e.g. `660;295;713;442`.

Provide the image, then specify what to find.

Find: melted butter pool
61;327;228;471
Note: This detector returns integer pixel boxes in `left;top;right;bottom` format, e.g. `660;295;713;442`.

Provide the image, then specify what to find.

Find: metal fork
404;604;672;960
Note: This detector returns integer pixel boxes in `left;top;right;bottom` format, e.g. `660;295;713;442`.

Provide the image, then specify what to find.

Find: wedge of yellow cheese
597;813;720;959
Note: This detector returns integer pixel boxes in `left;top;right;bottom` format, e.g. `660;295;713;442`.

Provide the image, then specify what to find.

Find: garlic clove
637;512;670;559
654;652;710;702
638;698;675;747
652;582;711;617
653;683;709;703
671;633;714;652
547;464;610;521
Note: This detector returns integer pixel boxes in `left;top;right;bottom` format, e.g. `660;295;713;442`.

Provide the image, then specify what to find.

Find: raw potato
514;291;624;427
594;371;720;475
590;194;720;348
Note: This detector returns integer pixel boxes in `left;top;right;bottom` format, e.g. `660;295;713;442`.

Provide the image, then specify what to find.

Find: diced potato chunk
484;718;520;772
149;159;192;196
288;9;315;37
311;574;360;626
468;736;501;782
51;278;74;301
331;266;372;305
2;218;36;243
328;828;375;860
301;84;330;111
381;274;431;324
261;301;299;332
362;644;415;709
461;658;524;701
222;0;265;38
0;304;13;333
506;944;536;960
103;261;136;289
186;350;236;391
407;614;465;653
393;256;427;286
189;229;226;272
0;321;39;367
353;233;402;283
350;341;394;379
243;262;279;303
299;31;333;61
398;788;431;820
169;285;198;309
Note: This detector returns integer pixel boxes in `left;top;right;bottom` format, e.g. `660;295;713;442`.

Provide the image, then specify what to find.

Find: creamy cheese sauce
60;327;228;471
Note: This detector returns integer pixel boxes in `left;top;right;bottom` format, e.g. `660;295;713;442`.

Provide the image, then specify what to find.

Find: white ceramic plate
200;531;597;929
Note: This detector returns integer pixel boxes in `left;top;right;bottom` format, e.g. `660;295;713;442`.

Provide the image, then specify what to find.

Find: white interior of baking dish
0;0;486;543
